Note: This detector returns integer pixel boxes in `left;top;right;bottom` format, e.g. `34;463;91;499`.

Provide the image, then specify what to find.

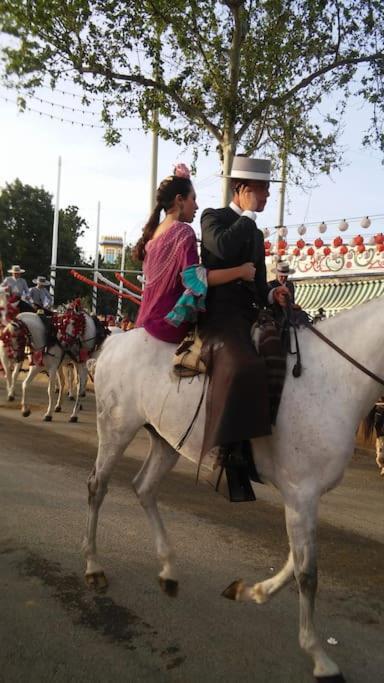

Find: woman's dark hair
133;175;192;261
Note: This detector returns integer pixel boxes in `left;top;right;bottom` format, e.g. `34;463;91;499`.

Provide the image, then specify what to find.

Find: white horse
84;296;384;681
3;311;99;421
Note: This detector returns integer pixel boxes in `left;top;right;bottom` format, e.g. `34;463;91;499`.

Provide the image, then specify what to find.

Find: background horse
84;295;384;682
3;310;101;421
363;402;384;476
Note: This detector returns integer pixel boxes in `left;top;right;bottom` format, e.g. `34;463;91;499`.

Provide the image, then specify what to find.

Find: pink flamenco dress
135;221;206;344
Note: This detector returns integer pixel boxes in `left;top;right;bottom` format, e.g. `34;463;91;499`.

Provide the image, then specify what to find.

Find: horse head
0;319;30;362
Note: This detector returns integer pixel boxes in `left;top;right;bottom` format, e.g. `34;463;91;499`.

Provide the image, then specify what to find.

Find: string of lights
1;95;142;131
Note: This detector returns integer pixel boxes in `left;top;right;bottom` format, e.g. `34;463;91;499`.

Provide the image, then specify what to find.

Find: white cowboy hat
276;261;295;275
8;264;25;274
222;156;280;182
32;276;50;286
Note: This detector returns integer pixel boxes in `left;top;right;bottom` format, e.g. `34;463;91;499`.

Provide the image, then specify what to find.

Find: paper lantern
296;239;305;249
338;219;349;232
353;235;364;246
377;244;384;253
278;249;286;257
297;224;306;236
318;221;327;234
264;240;271;250
265;250;271;257
374;233;384;244
263;228;270;238
357;244;366;253
307;247;314;256
293;247;300;256
340;245;348;255
314;237;324;249
333;236;343;248
278;226;288;237
323;246;331;256
278;239;287;250
360;216;371;229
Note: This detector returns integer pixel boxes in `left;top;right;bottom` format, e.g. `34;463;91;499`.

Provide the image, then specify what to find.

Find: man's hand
238;185;258;213
238;262;256;282
273;285;291;307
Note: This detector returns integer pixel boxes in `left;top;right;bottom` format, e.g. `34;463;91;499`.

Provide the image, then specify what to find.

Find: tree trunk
221;139;236;206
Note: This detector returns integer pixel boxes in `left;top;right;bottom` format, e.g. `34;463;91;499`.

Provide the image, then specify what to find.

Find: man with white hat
199;156;289;502
1;265;30;299
29;276;53;311
268;260;296;304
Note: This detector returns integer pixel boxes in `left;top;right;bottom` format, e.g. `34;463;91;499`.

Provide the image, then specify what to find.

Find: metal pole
117;231;126;318
50;156;62;303
277;151;287;228
92;202;101;315
149;110;159;211
275;151;288;261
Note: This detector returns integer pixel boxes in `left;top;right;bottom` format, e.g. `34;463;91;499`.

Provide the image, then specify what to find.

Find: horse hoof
315;675;346;682
43;415;52;422
22;409;31;417
69;416;78;423
7;395;15;402
222;579;245;601
85;571;108;591
158;577;178;597
54;406;61;413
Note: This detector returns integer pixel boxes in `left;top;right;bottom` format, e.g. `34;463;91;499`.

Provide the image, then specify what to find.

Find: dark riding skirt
199;283;271;457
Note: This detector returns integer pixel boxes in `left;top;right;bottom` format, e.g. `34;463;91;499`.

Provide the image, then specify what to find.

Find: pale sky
1;83;383;261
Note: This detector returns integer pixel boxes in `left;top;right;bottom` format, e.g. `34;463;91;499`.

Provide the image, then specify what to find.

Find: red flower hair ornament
173;163;191;179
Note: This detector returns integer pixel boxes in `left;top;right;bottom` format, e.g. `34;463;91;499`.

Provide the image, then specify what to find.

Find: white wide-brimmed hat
8;264;25;274
32;276;50;286
223;156;280;182
276;261;295;275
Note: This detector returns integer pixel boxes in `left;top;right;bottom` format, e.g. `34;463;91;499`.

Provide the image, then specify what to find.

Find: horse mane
362;406;376;440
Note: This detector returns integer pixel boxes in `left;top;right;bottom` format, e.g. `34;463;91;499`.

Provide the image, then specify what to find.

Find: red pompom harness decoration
0;319;31;363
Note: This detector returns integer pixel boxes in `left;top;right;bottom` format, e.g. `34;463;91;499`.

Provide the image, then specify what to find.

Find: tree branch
80;65;222;141
236;51;384;139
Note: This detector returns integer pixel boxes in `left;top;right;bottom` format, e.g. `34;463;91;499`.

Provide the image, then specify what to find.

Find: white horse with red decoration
83;295;384;682
0;293;109;421
0;286;25;401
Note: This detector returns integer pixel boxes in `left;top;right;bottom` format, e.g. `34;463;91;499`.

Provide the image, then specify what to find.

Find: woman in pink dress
134;164;256;344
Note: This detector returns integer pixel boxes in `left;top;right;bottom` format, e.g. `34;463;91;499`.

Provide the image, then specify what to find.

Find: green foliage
0;178;91;304
1;0;383;183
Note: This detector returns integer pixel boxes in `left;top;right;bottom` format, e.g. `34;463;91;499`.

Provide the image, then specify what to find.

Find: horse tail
362;406;376;441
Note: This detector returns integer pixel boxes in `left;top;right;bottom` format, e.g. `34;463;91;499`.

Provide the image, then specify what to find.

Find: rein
305;323;384;387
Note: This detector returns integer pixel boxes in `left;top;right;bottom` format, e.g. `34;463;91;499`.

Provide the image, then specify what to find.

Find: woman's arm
207;263;255;286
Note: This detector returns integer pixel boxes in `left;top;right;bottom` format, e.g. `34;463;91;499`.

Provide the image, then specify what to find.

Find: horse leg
68;364;81;423
1;354;14;400
132;429;179;596
9;360;22;400
375;436;384;476
43;365;58;421
83;401;142;589
222;551;294;604
285;500;344;681
21;365;41;417
54;367;64;412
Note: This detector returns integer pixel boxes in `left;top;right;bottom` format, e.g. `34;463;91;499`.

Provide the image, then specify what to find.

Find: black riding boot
207;441;260;502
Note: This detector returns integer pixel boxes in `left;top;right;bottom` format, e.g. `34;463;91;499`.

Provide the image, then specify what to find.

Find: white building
99;235;123;264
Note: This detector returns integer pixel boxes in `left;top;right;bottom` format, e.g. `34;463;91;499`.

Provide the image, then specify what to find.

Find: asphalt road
0;376;383;683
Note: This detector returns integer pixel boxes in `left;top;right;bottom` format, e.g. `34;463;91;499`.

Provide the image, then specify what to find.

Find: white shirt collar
229;201;242;216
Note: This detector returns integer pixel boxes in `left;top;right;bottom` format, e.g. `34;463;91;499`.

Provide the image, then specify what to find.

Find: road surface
0;376;383;682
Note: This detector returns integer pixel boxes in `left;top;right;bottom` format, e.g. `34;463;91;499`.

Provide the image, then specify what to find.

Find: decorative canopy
295;278;384;317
